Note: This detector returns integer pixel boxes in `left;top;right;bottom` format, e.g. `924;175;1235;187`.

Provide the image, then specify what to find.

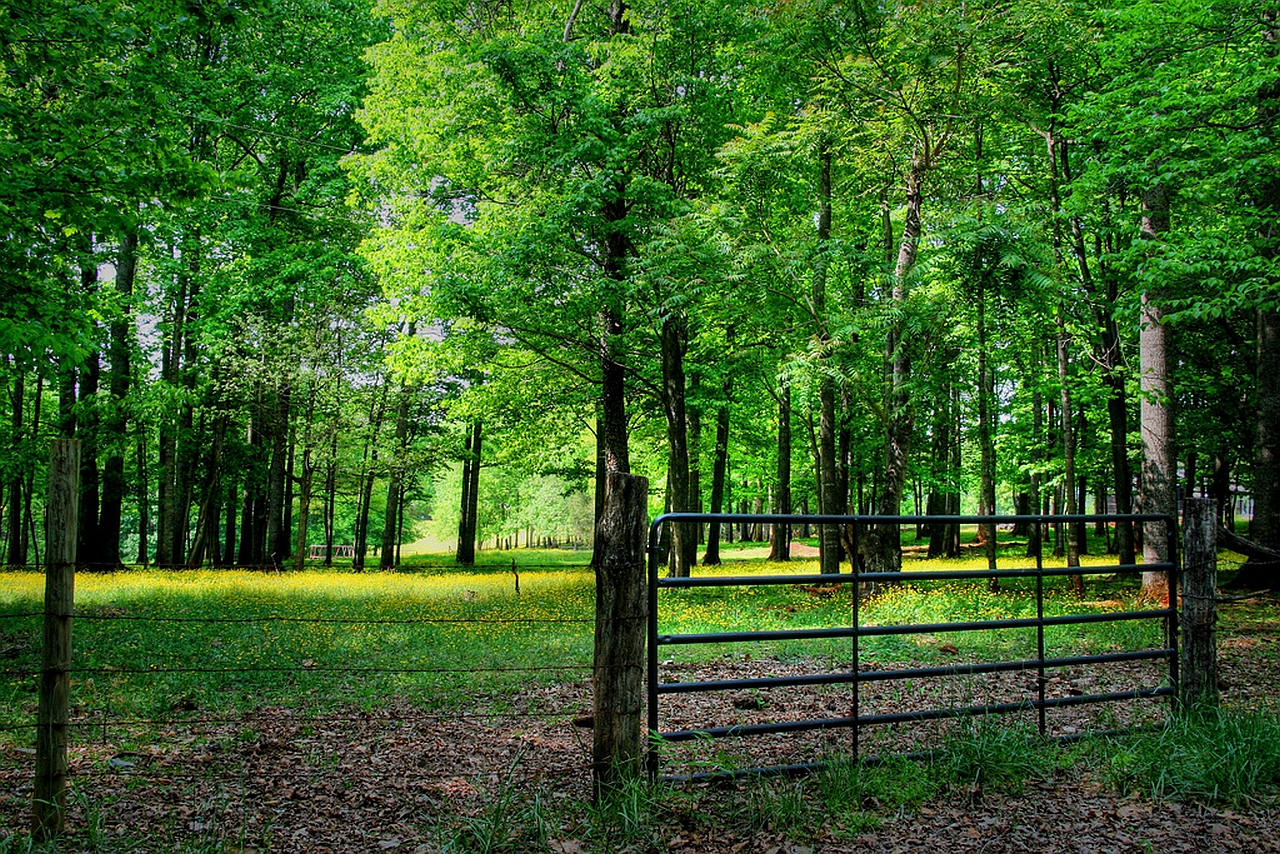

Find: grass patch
936;718;1059;794
1104;709;1280;806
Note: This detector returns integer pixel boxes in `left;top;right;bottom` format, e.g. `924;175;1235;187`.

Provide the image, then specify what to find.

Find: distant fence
646;512;1179;782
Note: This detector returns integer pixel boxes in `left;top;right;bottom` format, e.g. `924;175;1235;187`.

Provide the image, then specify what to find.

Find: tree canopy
1;0;1277;579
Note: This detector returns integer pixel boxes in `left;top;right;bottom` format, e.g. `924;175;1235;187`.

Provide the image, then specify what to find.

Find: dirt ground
3;596;1280;853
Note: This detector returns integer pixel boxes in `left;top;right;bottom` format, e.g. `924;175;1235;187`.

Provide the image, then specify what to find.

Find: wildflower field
0;538;1164;745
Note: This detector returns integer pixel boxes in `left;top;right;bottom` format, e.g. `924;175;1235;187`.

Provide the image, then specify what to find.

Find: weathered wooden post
592;471;648;794
1180;497;1218;710
33;439;79;839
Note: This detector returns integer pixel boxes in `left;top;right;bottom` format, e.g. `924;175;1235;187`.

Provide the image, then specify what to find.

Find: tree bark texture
769;384;792;562
592;471;648;792
1139;184;1175;602
1180;498;1218;710
661;314;695;576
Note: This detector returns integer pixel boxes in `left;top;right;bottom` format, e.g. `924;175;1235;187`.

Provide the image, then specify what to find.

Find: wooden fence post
1180;497;1218;710
592;471;649;794
33;439;79;839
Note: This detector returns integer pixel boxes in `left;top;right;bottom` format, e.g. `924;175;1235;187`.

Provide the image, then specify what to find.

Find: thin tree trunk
7;368;25;565
1252;9;1280;551
1058;308;1083;596
769;384;792;562
456;420;482;566
265;384;291;568
1139;185;1175;602
977;285;999;591
97;228;138;569
810;138;841;574
866;153;926;574
382;368;413;570
661;314;695;576
702;384;731;565
135;421;149;565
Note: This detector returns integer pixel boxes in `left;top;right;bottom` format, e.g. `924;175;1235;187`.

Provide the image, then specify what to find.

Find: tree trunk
811;139;842;574
75;350;100;566
661;314;695;577
977;285;999;590
135;422;149;565
1252;11;1280;550
265;384;292;568
382;368;414;570
1058;308;1083;596
456;420;482;566
97;228;138;569
1139;185;1175;602
186;415;227;568
7;369;26;565
354;385;389;572
866;154;925;574
1026;385;1044;560
702;387;731;565
769;384;792;562
592;471;648;791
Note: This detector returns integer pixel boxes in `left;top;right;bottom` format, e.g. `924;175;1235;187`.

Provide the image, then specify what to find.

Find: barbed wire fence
1;595;618;849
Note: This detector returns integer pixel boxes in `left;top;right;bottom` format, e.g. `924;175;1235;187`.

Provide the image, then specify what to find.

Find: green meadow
0;534;1165;747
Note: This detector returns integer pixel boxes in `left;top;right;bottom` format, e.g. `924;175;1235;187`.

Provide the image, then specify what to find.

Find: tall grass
1106;710;1280;806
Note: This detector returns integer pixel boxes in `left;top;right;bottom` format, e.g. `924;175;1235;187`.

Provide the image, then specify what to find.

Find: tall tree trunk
22;375;44;565
186;413;227;568
323;439;338;566
293;449;315;572
812;138;841;574
1026;378;1044;560
1058;123;1136;568
382;367;414;570
769;384;792;562
156;244;187;567
75;351;100;566
265;384;291;568
688;371;702;542
7;368;26;565
661;314;696;577
866;152;928;574
977;285;1000;590
702;380;732;565
1058;308;1083;596
1139;185;1175;602
1252;10;1280;553
98;228;138;568
221;471;237;567
135;422;149;565
456;420;482;566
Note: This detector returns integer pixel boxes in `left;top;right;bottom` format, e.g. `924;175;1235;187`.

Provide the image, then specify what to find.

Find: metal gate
645;513;1178;781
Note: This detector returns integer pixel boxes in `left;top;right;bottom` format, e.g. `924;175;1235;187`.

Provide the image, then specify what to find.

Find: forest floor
3;591;1280;853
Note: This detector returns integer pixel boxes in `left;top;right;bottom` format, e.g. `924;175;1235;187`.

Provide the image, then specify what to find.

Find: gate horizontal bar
656;686;1173;742
657;607;1173;646
655;649;1175;695
656;562;1172;589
